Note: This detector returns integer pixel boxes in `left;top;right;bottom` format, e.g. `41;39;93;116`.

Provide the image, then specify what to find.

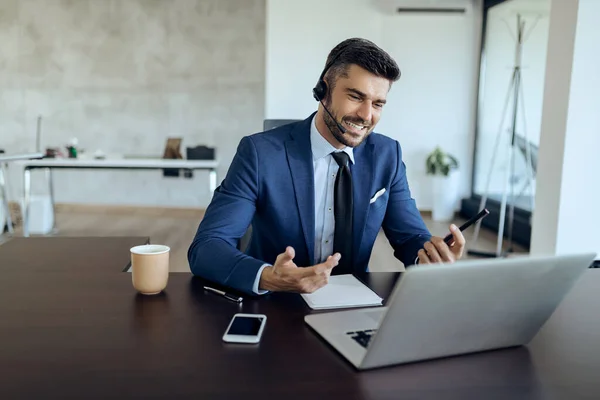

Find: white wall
266;0;482;210
557;0;600;257
530;0;600;257
377;9;481;211
265;0;382;119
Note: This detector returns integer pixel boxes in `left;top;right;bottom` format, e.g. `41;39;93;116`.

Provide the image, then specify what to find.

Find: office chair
238;225;252;253
184;145;216;179
263;119;301;131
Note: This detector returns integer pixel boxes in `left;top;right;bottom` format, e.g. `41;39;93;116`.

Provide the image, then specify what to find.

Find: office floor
1;205;527;272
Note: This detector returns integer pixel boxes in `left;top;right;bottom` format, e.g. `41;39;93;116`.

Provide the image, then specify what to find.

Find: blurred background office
1;0;598;269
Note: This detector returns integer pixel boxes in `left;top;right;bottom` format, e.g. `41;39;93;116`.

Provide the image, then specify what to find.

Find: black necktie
331;152;353;275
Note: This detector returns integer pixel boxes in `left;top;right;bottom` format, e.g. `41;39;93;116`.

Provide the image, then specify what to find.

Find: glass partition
473;0;551;213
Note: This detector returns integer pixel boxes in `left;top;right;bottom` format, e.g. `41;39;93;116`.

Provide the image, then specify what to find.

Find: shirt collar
310;114;355;164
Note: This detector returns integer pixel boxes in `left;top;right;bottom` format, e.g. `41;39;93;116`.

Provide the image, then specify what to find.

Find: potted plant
426;147;460;221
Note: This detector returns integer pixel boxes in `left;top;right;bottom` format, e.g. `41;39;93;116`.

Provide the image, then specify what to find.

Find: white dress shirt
251;115;354;294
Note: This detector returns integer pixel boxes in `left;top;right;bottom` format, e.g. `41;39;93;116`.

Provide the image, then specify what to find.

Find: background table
0;153;44;234
12;158;218;237
0;237;599;399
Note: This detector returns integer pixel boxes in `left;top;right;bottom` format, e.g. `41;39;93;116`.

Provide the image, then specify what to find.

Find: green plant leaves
425;146;459;177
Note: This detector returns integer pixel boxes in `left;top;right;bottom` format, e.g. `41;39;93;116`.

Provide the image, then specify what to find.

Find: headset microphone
320;100;347;134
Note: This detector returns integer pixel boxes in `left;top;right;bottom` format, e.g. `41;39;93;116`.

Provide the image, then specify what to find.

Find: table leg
209;169;217;192
23;168;31;237
0;163;14;235
46;168;57;232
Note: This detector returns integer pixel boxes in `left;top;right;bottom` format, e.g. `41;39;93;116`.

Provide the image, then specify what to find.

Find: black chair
183;145;216;178
263;119;301;131
186;145;215;161
238;225;252;253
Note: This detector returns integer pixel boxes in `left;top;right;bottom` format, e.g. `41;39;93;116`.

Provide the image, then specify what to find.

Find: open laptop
305;252;596;370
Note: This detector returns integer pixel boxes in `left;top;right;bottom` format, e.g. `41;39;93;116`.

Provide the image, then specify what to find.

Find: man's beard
323;101;372;148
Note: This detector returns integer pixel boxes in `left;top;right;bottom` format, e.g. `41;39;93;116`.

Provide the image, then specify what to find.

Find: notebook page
301;275;383;310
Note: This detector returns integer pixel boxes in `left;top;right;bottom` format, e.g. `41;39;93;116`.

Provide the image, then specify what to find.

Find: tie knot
331;151;350;168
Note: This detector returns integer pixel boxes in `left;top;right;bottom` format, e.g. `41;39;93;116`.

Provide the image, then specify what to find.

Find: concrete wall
0;0;265;208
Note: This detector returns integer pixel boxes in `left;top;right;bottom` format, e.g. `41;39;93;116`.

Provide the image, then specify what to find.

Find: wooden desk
0;237;599;399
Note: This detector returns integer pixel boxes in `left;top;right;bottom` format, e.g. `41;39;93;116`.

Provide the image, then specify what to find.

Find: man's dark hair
323;38;400;92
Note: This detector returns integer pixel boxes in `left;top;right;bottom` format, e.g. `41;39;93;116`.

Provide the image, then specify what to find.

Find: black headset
312;43;352;103
312;43;353;133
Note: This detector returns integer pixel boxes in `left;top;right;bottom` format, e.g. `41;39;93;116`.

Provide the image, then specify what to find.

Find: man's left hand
417;224;466;264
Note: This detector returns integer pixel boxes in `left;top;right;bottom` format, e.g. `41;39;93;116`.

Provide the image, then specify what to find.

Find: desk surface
13;158;218;169
1;237;599;399
0;153;44;162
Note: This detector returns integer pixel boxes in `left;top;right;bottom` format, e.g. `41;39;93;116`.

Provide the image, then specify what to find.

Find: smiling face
316;64;391;149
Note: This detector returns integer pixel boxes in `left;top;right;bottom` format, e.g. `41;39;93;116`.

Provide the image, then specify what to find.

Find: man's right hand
258;246;340;293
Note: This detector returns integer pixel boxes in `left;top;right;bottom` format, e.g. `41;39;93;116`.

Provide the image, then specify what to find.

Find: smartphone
444;208;490;244
222;313;267;344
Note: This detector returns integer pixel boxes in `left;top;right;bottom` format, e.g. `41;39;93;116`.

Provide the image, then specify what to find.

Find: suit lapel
285;116;315;264
350;141;375;266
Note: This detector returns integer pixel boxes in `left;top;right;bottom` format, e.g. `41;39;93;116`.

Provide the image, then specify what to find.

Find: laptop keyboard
347;329;377;348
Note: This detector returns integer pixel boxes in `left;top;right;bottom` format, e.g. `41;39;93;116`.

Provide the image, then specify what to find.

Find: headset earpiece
312;42;352;134
312;80;328;102
313;42;351;103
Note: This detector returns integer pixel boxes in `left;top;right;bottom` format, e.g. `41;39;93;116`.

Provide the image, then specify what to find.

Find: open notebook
301;275;383;310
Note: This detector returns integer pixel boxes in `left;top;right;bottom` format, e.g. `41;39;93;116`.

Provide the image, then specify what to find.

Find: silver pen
203;286;243;303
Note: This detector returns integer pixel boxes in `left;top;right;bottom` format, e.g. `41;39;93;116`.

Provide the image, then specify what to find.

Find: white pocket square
369;188;386;204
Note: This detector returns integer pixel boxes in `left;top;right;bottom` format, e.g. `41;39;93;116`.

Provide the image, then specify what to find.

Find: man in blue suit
188;38;466;296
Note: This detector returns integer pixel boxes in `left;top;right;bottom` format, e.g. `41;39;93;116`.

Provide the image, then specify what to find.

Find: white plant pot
431;171;459;222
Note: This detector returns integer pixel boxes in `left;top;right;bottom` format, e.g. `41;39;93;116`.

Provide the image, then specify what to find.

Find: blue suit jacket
188;113;431;295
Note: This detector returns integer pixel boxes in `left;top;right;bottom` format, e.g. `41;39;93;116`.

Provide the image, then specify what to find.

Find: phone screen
227;316;264;336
